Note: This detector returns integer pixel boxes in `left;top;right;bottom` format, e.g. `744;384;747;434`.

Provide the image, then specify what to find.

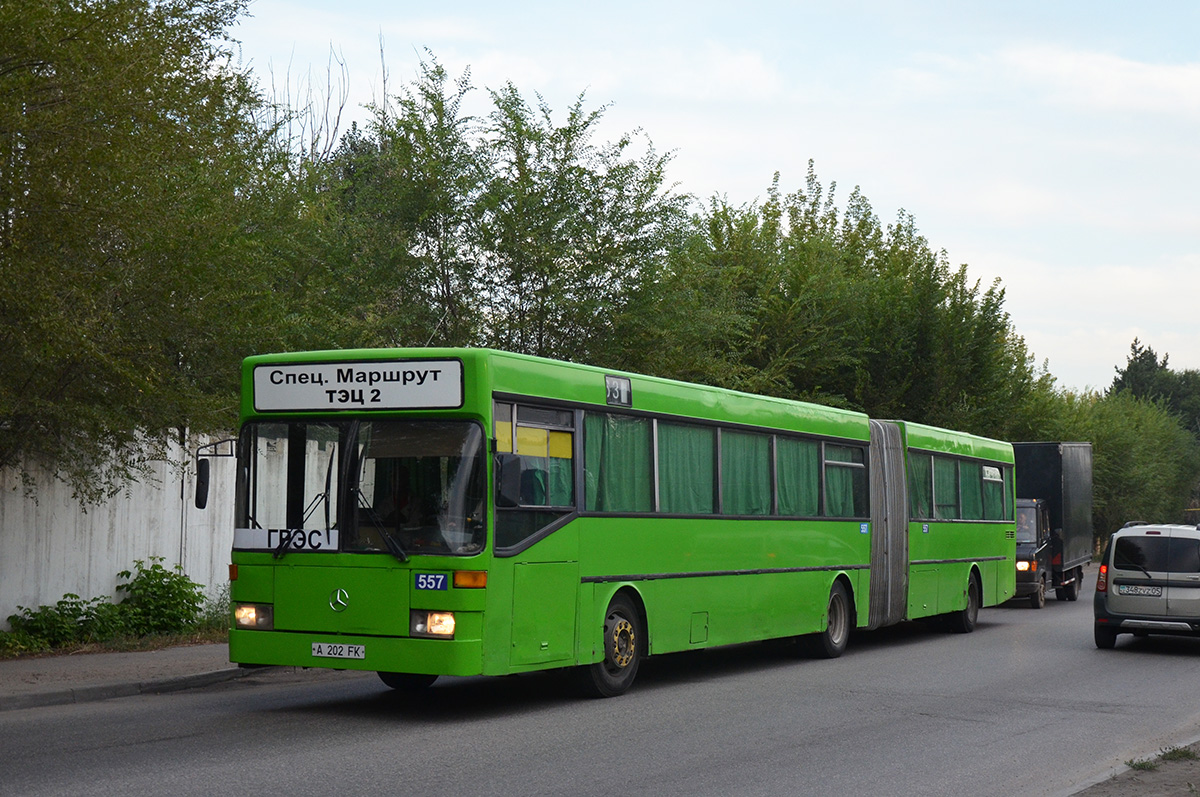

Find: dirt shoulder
1073;741;1200;796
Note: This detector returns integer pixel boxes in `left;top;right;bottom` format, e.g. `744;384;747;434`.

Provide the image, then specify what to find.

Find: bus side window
496;453;521;507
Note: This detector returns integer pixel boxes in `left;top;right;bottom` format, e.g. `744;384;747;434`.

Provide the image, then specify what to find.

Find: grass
1124;746;1200;773
1160;746;1200;763
0;627;227;660
1126;758;1159;772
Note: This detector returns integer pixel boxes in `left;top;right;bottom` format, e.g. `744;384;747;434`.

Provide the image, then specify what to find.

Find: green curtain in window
960;461;984;520
825;465;857;517
549;457;573;506
518;458;548;505
983;477;1005;520
777;438;819;516
908;453;932;519
825;445;865;518
584;414;653;511
722;431;770;515
934;457;959;519
659;423;714;514
982;466;1010;520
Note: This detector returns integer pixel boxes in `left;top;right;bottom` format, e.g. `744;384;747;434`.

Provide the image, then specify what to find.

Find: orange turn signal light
453;570;487;589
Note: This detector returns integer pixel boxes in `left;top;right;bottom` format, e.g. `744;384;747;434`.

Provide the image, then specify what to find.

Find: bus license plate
1117;584;1162;597
312;642;365;659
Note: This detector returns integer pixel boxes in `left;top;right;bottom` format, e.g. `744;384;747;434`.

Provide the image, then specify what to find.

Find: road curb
0;667;251;713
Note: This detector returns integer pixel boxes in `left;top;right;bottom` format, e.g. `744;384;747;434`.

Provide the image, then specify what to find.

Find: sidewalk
0;642;247;712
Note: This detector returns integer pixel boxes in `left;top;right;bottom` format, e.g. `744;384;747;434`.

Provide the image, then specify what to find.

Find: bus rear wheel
377;672;438;691
805;581;851;659
947;574;980;634
579;593;643;698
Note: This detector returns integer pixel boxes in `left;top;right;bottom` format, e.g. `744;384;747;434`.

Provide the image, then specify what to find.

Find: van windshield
1114;536;1200;574
1015;507;1037;543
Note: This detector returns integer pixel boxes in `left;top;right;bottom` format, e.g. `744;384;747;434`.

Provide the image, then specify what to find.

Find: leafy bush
1;557;212;657
7;593;115;647
0;628;51;657
197;584;230;632
116;557;205;636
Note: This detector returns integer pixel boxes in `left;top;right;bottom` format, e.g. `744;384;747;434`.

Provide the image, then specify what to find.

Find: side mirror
495;453;521;508
193;437;235;511
195;458;210;510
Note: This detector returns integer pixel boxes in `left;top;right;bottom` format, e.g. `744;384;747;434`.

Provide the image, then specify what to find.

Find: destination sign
253;360;463;411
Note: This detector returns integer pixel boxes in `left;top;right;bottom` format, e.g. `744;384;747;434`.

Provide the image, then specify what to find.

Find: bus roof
891;419;1014;464
243;347;871;442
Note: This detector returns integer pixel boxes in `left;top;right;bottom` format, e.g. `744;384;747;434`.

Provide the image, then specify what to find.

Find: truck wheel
1029;579;1045;609
1064;569;1082;601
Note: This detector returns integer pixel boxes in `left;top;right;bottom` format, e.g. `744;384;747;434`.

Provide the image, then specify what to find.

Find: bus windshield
348;420;486;556
239;420;486;556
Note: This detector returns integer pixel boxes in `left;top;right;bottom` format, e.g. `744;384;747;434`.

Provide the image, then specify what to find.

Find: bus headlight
411;610;455;638
234;603;274;630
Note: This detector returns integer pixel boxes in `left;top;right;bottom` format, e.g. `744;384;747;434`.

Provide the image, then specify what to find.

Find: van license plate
312;642;365;659
1117;584;1162;597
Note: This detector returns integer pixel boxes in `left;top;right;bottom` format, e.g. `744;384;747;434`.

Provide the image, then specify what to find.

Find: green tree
1054;391;1200;538
0;0;314;498
1111;338;1200;438
324;58;486;348
652;164;1044;440
479;85;688;363
325;59;690;363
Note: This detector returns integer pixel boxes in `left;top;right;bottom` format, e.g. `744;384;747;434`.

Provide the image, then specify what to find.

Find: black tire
1094;623;1118;649
947;574;980;634
377;671;438;691
1030;579;1045;609
1063;569;1081;602
807;581;852;658
579;593;643;698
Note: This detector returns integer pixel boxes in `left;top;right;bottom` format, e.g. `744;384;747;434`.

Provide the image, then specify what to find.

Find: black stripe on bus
581;564;871;584
910;556;1008;565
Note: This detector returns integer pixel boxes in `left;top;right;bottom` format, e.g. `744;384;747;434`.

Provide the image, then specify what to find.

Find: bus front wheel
579;593;643;698
377;671;438;691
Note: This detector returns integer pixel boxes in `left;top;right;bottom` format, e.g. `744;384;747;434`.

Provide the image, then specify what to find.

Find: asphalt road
3;573;1200;797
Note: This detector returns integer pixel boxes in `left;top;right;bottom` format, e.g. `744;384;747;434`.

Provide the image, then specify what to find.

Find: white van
1094;522;1200;649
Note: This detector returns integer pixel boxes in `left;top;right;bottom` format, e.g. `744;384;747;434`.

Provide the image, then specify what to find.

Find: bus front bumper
230;629;484;676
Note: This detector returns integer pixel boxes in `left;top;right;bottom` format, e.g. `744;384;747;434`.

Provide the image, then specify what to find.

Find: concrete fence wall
0;437;238;630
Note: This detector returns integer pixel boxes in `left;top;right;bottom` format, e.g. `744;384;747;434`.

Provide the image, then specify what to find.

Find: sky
232;0;1200;393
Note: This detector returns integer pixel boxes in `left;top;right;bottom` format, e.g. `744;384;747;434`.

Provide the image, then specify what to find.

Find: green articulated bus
219;348;1016;697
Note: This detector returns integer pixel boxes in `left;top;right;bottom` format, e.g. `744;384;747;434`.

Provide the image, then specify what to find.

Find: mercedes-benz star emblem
329;588;349;612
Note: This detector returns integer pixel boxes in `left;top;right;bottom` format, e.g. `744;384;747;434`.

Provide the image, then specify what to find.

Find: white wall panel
0;436;238;630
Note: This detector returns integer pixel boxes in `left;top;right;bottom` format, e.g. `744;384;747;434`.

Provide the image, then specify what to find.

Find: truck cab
1015;498;1052;608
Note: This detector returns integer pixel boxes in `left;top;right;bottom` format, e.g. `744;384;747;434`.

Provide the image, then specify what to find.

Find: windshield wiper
356;488;409;562
1118;559;1154;580
273;529;296;559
